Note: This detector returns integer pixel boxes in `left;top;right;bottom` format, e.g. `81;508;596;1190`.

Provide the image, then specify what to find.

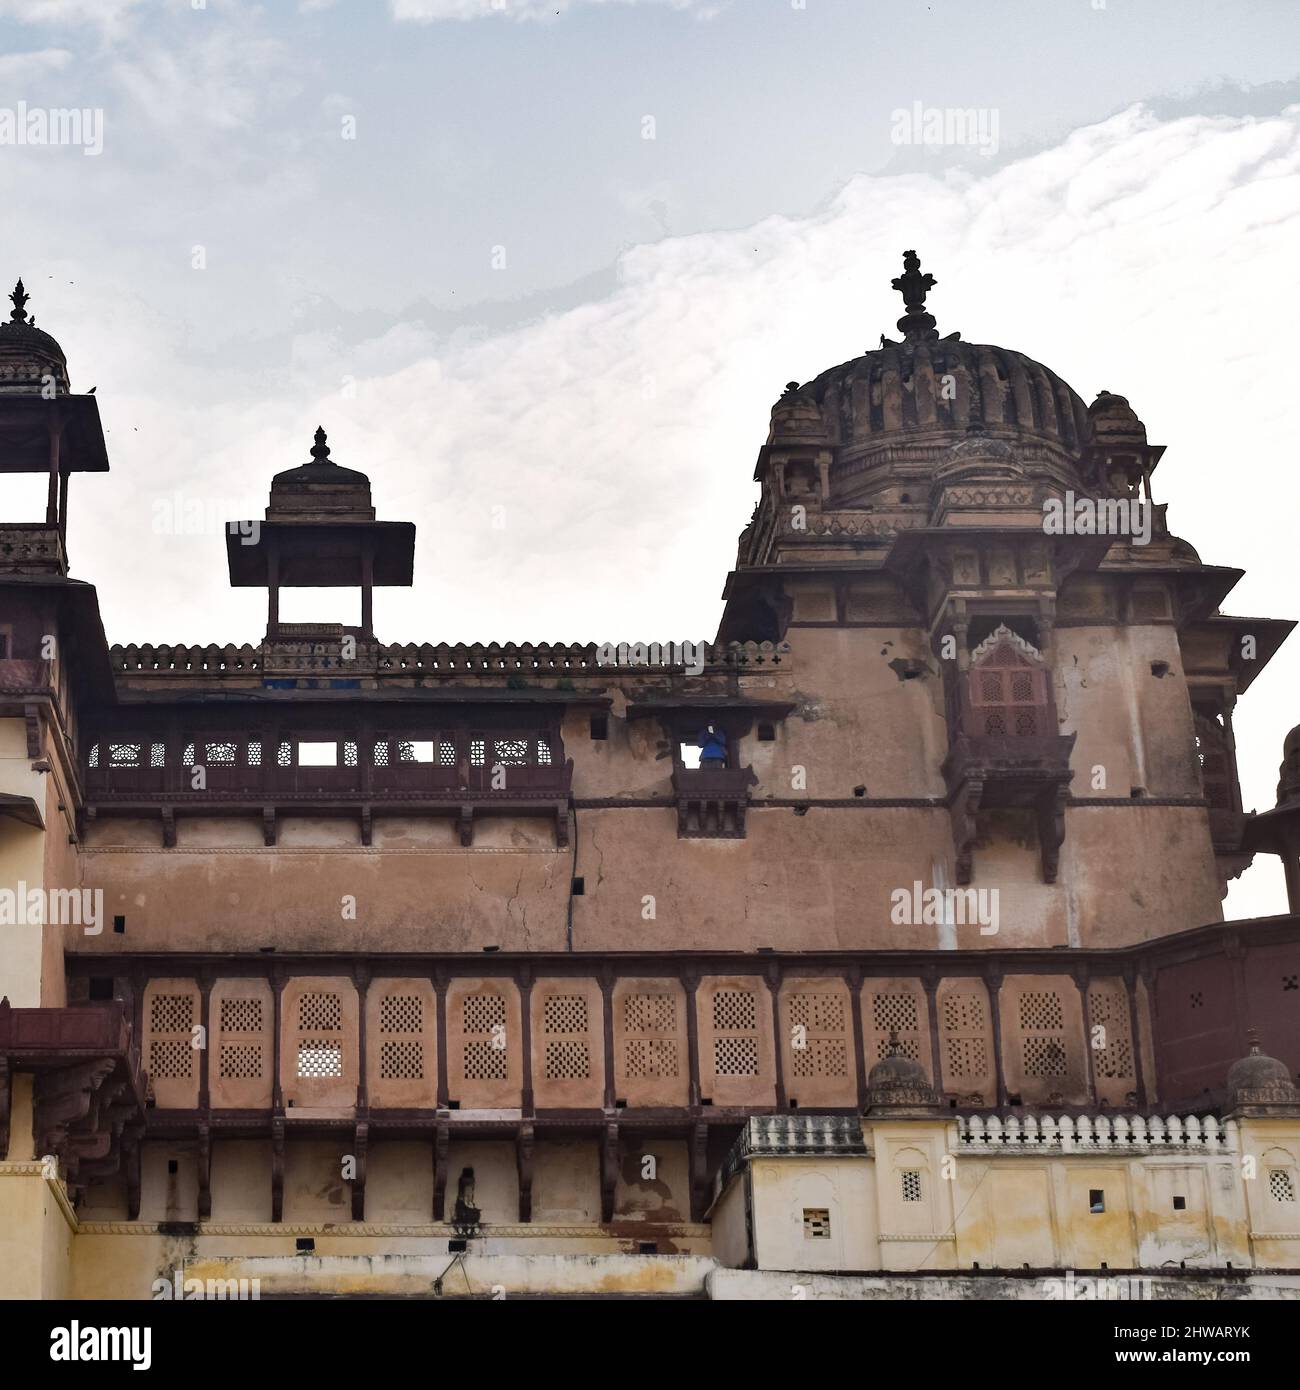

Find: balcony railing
85;733;573;803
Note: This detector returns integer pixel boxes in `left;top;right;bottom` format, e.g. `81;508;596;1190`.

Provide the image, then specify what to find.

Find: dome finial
311;425;332;464
891;249;939;342
10;279;30;324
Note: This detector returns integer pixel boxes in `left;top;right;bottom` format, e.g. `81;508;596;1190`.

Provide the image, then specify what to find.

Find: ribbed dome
867;1048;931;1093
773;253;1093;490
0;280;70;394
1226;1039;1295;1097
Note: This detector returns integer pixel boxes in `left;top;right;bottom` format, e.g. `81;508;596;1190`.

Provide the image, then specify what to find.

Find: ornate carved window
967;626;1050;737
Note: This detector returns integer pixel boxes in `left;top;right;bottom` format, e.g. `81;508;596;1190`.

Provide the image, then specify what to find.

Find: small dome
864;1033;943;1114
0;280;70;395
767;382;831;447
1088;390;1148;447
266;427;375;522
1226;1032;1298;1115
867;1048;931;1093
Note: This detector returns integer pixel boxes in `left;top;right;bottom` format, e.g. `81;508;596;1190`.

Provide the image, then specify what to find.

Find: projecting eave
0;393;109;474
0;792;43;829
226;520;416;587
1182;614;1296;692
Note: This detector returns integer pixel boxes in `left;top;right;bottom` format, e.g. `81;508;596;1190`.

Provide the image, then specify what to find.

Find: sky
3;0;1299;917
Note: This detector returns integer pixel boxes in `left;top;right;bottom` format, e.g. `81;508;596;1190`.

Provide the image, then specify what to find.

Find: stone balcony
943;732;1077;884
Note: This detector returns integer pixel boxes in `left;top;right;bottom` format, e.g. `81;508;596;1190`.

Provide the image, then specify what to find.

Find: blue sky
3;0;1300;915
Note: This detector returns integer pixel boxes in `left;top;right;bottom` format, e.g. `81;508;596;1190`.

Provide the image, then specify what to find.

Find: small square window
1269;1170;1296;1203
1172;1195;1186;1211
802;1208;831;1239
1089;1189;1106;1214
757;722;776;742
298;741;338;767
589;715;608;741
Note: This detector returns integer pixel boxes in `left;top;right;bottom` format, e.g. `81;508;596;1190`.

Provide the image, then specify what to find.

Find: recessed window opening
397;740;434;763
298;741;338;767
589;715;608;741
1172;1195;1186;1211
757;722;775;742
679;724;728;770
1089;1189;1106;1214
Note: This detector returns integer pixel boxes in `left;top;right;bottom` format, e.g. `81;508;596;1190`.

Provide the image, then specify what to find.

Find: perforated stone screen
802;1208;831;1239
145;987;199;1104
1087;981;1136;1094
786;991;849;1081
297;1041;343;1078
381;1040;423;1080
299;992;342;1032
212;982;271;1107
380;994;422;1035
940;989;990;1089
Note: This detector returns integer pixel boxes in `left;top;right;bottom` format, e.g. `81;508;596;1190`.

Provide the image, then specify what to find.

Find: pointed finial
891;249;939;343
886;1028;902;1057
1247;1027;1261;1055
781;380;800;397
310;426;332;464
10;279;30;323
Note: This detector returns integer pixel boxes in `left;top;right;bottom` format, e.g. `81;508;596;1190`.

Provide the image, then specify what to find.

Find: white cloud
0;47;73;78
391;0;713;21
0;0;145;31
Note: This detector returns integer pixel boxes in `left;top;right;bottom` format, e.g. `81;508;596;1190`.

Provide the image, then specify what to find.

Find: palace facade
2;255;1299;1299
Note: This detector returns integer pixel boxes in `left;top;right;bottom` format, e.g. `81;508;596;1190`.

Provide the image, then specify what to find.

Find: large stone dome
765;252;1104;510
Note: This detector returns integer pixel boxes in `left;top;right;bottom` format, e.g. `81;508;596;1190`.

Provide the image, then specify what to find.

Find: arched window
967;625;1050;738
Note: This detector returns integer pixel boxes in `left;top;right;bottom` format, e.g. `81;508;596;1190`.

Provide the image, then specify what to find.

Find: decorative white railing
955;1113;1238;1154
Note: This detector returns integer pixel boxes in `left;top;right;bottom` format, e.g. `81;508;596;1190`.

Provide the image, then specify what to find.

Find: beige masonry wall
0;718;56;1008
721;1115;1296;1276
70;802;1220;963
